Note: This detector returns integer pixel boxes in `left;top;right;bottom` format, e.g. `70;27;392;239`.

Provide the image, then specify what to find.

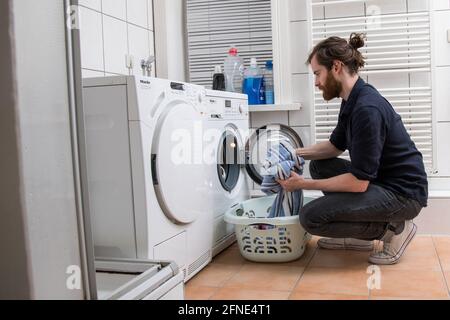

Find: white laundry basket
224;195;313;263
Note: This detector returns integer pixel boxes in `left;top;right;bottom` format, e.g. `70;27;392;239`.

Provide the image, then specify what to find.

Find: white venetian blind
186;0;273;88
311;0;434;172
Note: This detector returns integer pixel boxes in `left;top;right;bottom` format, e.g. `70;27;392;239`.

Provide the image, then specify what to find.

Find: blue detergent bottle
243;58;266;105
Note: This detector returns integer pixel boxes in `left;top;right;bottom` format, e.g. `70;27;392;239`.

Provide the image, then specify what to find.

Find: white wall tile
366;0;407;15
289;0;308;21
407;0;430;12
432;0;450;10
102;0;126;20
103;16;129;74
436;66;450;122
290;73;312;126
128;24;150;76
290;21;310;74
324;2;365;19
433;11;450;67
148;0;154;30
127;0;148;28
415;200;450;234
437;122;450;176
82;69;105;78
79;7;104;71
312;4;324;20
250;111;289;129
79;0;102;11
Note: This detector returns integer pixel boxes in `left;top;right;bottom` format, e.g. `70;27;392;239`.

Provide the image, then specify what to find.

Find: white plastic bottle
223;47;244;93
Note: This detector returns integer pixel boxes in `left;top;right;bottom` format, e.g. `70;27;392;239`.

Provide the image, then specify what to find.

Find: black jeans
300;158;423;241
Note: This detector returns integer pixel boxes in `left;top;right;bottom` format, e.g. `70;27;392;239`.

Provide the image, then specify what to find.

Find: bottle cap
229;47;238;56
250;57;257;67
265;60;273;70
214;65;222;74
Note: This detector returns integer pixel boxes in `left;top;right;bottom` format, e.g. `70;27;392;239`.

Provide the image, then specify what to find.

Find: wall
0;0;32;300
154;0;187;82
78;0;156;78
7;0;84;299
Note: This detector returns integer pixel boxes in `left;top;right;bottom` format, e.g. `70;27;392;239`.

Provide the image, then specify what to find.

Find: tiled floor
185;236;450;300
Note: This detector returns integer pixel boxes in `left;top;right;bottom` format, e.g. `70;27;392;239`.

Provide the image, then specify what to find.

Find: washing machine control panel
207;97;248;119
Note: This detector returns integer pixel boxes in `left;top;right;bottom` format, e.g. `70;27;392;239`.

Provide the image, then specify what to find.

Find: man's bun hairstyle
307;33;366;75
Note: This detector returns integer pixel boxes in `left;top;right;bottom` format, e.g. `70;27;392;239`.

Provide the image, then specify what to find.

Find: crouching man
278;33;428;265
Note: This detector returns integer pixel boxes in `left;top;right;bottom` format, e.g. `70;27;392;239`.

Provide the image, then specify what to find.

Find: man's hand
277;172;305;192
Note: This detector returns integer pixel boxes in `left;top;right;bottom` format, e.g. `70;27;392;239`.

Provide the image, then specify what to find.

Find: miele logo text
140;80;151;85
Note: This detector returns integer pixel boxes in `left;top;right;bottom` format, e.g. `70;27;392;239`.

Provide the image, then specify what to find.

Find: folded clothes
261;141;305;218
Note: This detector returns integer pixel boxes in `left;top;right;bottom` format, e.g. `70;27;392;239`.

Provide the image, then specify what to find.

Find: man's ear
332;60;342;73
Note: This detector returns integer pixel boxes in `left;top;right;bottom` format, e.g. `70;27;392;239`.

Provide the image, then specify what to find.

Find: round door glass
246;124;304;185
217;131;241;192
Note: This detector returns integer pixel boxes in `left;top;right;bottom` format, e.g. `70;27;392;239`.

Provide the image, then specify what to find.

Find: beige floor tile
293;267;370;296
308;248;371;269
212;245;247;266
443;271;450;291
370;269;449;299
370;296;449;300
223;263;305;292
433;237;450;271
186;263;243;288
290;291;368;300
378;236;441;271
210;288;290;300
184;285;219;300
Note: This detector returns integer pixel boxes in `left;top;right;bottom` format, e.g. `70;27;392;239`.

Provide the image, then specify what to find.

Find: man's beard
321;72;342;101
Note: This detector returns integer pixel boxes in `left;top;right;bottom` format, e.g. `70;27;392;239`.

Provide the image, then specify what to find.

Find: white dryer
204;90;305;257
83;76;212;282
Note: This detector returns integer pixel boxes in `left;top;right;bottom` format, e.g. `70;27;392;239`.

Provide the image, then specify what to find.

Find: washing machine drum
245;124;304;185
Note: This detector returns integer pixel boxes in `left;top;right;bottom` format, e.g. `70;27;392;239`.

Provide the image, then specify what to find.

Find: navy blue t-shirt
330;77;428;207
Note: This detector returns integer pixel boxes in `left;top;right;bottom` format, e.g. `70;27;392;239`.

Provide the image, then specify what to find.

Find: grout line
287;242;319;299
431;236;450;297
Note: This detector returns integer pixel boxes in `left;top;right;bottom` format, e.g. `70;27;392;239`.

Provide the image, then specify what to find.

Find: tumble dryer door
151;99;206;224
245;124;304;185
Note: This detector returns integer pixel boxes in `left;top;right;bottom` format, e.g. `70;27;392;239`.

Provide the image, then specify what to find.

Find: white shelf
248;103;302;112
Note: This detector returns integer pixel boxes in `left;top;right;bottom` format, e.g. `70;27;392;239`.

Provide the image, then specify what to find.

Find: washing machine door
245;124;304;185
151;99;205;224
217;125;244;193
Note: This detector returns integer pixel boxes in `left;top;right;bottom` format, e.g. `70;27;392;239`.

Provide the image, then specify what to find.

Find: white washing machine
204;90;305;257
204;90;251;256
83;76;212;282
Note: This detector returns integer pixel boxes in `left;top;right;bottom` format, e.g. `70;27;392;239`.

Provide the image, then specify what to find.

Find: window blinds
186;0;273;88
311;0;434;172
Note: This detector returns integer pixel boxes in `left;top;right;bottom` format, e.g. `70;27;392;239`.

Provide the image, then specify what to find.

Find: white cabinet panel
289;0;308;21
290;73;312;126
79;0;101;11
128;25;150;76
367;0;407;15
433;11;450;67
432;0;450;10
407;0;430;12
149;31;156;76
250;111;289;129
290;21;310;74
103;16;128;74
324;2;365;19
102;0;126;20
79;7;104;71
437;123;450;176
127;0;148;28
367;73;409;89
436;67;450;122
